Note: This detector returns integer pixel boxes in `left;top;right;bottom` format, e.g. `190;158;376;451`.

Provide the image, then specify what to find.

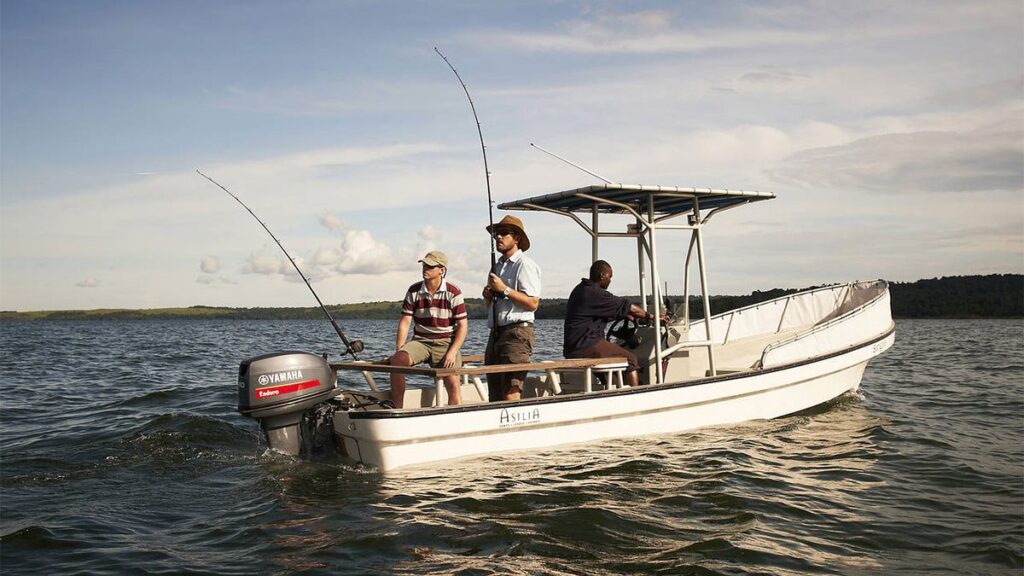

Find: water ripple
1;318;1021;574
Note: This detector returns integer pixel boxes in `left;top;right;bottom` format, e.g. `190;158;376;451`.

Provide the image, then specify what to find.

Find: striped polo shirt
401;280;468;340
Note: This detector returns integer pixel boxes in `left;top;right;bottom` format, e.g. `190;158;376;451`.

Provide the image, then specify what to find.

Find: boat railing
330;356;630;408
660;338;714;358
759;281;891;368
690;281;870;345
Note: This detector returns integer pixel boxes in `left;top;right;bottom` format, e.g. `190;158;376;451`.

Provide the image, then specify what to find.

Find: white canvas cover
685;281;891;367
688;284;857;344
761;283;891;367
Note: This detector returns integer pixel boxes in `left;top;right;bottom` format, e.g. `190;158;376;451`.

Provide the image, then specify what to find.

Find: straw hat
486;215;531;251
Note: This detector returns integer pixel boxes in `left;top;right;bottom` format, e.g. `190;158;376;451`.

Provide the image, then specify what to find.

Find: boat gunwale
341;322;895;420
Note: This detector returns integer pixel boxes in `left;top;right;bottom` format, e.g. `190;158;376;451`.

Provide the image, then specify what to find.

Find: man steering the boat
482;215;541;402
563;260;660;387
387;251;468;408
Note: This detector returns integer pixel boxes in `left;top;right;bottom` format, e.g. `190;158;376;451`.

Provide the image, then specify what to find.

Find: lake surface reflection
0;318;1020;574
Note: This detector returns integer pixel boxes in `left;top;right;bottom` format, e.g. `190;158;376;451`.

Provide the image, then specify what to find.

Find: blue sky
2;0;1022;311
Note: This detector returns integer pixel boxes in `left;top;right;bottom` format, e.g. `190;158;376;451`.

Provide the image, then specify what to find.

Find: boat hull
334;326;894;472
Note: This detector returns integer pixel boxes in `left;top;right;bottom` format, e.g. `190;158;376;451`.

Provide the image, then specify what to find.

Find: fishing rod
434;47;498;274
196;170;364;359
529;142;615;184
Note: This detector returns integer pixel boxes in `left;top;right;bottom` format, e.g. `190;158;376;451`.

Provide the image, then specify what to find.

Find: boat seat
436;357;488;407
523;361;564;397
559;361;628;393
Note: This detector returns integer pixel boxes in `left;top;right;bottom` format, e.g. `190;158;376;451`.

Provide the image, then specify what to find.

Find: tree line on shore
2;274;1020;321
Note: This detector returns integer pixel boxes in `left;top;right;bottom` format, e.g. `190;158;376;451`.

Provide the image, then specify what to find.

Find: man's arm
628;303;668;323
442;317;468;368
515;292;541;312
508;283;540;312
489;256;542;312
487;273;540;311
628;303;651;319
395;314;412;351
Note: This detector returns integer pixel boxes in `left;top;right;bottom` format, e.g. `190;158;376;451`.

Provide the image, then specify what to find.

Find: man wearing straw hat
483;215;542;401
387;250;468;409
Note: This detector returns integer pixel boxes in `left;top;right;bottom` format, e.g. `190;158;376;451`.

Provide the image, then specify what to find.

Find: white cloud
929;78;1024;109
198;256;237;285
0;142;460;264
238;222;414;283
461;10;831;55
242;248;290;276
418;224;442;243
331;228;406;275
200;256;220;273
770;128;1024;193
76;277;99;288
319;213;347;233
311;245;342;266
196;274;239;285
416;224;444;255
311;218;413;275
460;2;1020;55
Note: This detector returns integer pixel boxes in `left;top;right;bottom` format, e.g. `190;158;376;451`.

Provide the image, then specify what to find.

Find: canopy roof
498;184;775;217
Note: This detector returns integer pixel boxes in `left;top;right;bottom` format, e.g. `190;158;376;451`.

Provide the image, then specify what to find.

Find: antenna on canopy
529;143;615;184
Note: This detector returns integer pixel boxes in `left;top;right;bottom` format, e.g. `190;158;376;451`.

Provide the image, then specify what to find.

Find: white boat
236;184;895;472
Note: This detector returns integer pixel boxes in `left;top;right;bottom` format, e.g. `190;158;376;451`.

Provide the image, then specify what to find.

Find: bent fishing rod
434;47;499;274
196;170;363;359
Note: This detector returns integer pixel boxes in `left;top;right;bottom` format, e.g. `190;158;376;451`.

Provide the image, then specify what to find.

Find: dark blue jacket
563;278;631;356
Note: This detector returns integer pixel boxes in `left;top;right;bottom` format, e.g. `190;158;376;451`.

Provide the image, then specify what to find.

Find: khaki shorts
399;337;462;368
485;323;535;400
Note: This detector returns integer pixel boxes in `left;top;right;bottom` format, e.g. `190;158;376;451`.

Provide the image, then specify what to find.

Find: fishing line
434;47;498;273
196;170;363;359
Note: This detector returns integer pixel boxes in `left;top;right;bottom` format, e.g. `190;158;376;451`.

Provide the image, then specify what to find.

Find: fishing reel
345;339;365;355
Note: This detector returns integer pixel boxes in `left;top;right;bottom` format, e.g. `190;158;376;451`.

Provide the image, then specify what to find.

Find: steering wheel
643;313;675;344
607;317;640;349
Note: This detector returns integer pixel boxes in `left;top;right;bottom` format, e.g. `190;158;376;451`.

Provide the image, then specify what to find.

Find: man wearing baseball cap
483;215;542;401
386;250;468;408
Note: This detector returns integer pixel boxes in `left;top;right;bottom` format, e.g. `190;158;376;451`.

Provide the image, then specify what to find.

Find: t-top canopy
498;184;775;217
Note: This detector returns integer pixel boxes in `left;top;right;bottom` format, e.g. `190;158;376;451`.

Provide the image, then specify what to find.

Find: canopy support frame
517;189;723;383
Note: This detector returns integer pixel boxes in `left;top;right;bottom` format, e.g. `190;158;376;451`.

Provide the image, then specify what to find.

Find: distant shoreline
2;274;1021;321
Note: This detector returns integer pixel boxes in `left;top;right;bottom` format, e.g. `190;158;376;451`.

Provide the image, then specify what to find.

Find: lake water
1;319;1021;575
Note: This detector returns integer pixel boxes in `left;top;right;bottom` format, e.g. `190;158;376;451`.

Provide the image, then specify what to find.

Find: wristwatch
502;286;512;297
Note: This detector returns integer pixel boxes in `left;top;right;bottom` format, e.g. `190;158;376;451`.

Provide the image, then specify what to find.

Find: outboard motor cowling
238;351;337;455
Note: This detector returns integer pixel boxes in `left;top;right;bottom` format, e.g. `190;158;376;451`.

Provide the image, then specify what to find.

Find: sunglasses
493;230;515;238
421;263;443;269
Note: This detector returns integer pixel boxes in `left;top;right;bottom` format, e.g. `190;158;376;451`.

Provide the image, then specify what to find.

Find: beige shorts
399;337;462;368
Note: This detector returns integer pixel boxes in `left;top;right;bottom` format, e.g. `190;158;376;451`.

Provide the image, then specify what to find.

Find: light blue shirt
488;249;542;327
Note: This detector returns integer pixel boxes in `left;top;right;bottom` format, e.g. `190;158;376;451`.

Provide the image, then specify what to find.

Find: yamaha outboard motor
237;351;337;456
